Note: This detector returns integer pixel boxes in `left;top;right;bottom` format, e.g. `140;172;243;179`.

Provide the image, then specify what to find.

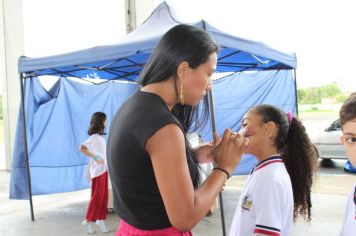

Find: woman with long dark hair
108;24;249;235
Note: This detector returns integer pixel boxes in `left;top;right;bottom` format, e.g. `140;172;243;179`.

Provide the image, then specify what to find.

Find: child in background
339;92;356;236
80;112;109;234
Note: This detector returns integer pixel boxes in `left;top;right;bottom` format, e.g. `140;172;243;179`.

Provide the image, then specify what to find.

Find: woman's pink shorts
116;220;193;236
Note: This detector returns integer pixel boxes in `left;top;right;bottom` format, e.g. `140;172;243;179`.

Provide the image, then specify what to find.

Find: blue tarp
10;78;139;199
199;70;296;175
200;70;296;141
10;70;295;199
11;2;297;199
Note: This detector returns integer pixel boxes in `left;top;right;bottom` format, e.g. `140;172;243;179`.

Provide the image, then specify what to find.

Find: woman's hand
194;132;222;163
194;143;214;163
79;144;88;151
212;129;249;174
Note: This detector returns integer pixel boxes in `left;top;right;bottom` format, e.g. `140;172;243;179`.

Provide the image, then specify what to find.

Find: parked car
308;119;356;173
310;119;348;160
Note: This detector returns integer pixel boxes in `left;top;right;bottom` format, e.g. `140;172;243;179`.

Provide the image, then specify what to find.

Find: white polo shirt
339;185;356;236
229;155;293;236
81;134;108;178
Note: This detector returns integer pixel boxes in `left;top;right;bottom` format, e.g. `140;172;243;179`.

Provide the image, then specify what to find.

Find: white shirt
229;156;293;236
81;134;107;178
339;185;356;236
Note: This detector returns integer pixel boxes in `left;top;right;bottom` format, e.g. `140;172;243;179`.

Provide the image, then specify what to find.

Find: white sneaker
82;220;95;234
96;220;109;233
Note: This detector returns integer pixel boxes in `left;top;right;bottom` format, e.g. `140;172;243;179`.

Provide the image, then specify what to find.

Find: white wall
0;1;4;96
1;0;128;170
0;0;24;170
22;0;126;57
132;0;163;27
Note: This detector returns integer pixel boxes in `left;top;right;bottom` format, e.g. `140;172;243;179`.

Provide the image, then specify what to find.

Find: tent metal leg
208;90;226;236
293;69;299;116
204;18;226;234
19;73;35;221
218;192;227;236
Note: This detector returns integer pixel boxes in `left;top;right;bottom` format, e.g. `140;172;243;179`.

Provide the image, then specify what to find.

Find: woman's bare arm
146;124;247;231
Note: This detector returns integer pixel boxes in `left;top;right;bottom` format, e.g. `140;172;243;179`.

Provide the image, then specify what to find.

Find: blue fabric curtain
10;78;139;199
10;69;295;199
198;70;296;175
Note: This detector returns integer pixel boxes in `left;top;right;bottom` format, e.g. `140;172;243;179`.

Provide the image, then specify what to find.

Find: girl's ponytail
282;116;316;220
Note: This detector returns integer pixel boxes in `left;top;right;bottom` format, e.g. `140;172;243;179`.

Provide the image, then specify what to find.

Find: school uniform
339;185;356;236
229;155;293;236
81;134;108;221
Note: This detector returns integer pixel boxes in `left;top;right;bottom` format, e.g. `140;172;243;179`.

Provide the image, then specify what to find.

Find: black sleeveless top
107;90;199;230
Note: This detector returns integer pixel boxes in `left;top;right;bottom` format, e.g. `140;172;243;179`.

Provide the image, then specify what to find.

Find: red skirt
85;172;108;221
116;220;193;236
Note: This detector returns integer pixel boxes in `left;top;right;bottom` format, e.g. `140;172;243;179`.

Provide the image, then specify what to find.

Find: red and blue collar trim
250;155;283;174
254;224;281;236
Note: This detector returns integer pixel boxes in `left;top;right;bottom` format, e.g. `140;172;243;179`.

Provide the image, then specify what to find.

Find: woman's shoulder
121;91;172;119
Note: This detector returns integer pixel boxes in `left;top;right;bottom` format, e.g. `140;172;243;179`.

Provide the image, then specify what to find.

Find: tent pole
208;90;227;236
293;69;299;116
203;19;226;236
19;73;35;221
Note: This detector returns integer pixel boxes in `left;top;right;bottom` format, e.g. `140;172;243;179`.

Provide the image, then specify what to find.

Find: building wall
126;0;163;32
0;0;24;170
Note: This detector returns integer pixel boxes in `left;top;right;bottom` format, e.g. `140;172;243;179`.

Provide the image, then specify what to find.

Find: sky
21;0;356;90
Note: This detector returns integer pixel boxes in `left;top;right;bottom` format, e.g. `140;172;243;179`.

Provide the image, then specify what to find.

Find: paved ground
1;112;355;235
1;159;355;236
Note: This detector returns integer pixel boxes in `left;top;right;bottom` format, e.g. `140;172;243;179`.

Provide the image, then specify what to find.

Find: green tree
298;87;321;104
297;82;345;104
320;82;341;97
297;89;306;103
336;94;348;103
0;95;2;120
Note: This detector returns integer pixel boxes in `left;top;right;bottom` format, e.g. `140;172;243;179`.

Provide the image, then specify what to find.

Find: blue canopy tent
12;1;297;231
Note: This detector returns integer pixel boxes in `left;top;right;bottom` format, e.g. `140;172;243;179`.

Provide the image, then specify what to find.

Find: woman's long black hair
253;104;316;220
139;24;219;188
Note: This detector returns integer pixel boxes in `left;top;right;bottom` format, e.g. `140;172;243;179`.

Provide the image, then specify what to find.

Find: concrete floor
0;162;355;236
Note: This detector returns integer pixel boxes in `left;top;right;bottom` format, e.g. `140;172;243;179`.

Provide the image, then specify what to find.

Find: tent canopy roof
18;1;296;80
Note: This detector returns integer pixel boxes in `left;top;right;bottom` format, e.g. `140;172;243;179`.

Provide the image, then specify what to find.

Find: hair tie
287;111;294;123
